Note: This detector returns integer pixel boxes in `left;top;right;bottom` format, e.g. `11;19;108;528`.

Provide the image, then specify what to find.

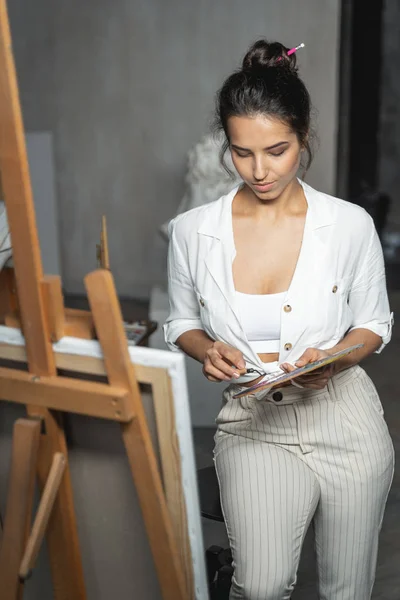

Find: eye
270;149;286;157
233;149;251;158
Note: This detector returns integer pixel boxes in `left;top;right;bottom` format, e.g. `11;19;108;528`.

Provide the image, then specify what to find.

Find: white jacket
163;181;393;381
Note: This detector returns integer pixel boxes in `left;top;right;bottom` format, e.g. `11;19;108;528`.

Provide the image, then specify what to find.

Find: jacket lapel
197;185;243;325
300;181;337;281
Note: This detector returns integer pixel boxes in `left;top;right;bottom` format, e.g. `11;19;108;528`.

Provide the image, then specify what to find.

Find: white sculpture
160;133;242;238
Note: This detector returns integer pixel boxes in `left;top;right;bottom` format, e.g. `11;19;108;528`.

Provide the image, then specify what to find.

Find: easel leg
0;418;41;600
26;406;86;599
19;452;66;580
0;0;87;593
85;269;187;600
151;372;195;598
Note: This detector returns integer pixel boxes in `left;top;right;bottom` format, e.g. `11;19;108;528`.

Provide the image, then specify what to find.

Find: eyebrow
231;141;289;151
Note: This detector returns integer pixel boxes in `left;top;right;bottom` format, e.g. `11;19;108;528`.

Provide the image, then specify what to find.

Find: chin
251;185;281;201
253;191;275;201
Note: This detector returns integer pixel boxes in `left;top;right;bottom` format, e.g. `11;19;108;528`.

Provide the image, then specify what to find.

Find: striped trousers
213;366;394;600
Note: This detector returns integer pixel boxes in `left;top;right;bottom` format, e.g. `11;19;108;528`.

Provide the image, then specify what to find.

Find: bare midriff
258;351;279;364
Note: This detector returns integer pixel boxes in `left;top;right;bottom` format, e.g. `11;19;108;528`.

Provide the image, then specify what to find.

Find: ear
301;132;309;150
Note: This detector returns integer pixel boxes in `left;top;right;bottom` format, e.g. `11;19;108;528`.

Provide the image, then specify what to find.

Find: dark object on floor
197;464;223;521
351;189;391;239
198;466;233;597
206;547;233;600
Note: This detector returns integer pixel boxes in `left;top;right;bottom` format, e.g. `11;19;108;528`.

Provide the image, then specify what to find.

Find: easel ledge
0;324;184;377
0;325;183;420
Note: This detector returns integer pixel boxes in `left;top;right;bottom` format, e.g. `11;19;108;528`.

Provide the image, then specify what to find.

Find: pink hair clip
277;42;305;62
287;42;305;56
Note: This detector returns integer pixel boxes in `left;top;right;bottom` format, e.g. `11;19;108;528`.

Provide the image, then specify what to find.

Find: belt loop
293;404;314;454
327;374;339;403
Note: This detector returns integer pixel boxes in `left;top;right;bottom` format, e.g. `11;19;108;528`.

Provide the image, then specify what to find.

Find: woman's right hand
203;341;246;382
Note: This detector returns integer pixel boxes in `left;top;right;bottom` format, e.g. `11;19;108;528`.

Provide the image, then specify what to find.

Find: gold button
284;343;292;351
283;305;292;313
200;298;205;307
332;285;338;293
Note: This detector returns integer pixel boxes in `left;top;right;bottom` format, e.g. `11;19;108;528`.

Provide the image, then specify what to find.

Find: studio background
9;0;340;298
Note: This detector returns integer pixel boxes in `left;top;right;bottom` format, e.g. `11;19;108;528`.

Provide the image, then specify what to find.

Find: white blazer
163;180;393;381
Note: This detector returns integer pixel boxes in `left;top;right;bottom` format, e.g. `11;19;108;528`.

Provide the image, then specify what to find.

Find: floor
193;290;400;599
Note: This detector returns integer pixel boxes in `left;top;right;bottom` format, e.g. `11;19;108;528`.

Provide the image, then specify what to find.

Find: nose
253;155;268;181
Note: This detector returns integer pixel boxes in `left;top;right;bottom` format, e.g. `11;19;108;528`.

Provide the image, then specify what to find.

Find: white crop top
236;291;286;354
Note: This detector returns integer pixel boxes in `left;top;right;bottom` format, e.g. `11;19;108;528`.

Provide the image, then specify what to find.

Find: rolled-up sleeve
348;220;393;353
163;219;204;351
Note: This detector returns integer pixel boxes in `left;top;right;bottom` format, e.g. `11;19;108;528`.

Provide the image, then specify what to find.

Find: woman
164;40;394;599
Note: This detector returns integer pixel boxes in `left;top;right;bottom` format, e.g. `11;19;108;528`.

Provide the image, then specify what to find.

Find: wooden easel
97;215;110;270
0;1;188;598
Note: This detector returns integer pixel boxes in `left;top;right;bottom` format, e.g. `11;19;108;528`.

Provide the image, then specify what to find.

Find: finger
297;379;328;389
206;375;222;383
297;367;334;382
216;343;246;370
301;363;336;380
307;366;327;374
280;362;296;373
205;353;244;380
297;375;328;384
291;380;304;389
298;378;329;389
326;365;335;377
304;382;328;390
208;353;242;379
298;367;326;378
203;362;232;382
295;347;319;368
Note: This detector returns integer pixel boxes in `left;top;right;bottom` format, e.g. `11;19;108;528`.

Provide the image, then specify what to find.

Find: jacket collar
197;179;337;239
197;185;239;240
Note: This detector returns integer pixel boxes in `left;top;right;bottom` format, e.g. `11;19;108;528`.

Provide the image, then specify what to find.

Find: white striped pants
213;366;394;600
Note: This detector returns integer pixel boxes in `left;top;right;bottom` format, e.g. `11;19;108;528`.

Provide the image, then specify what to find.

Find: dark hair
214;39;314;175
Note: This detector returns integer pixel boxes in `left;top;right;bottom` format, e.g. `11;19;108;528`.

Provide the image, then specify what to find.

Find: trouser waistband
229;365;363;406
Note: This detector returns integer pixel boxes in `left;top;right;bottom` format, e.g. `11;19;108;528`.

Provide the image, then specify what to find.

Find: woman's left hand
280;348;336;390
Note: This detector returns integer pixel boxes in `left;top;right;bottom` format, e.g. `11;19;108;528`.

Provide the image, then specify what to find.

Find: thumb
295;349;314;367
295;358;307;367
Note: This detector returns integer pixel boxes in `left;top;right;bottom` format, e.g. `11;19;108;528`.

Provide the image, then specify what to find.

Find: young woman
164;40;394;599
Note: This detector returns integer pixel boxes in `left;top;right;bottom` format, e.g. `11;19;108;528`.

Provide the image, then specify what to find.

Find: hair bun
242;39;298;74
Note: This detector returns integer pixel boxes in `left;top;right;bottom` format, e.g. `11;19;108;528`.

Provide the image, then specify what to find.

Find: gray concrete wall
26;132;62;276
9;0;341;299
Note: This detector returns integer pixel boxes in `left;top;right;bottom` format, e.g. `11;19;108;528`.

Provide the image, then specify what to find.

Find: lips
253;181;276;192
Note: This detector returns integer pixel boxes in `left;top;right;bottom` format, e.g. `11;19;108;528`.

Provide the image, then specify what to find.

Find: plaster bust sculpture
160;132;241;239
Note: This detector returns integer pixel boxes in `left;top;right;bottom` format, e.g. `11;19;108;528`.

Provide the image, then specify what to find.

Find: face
227;114;304;200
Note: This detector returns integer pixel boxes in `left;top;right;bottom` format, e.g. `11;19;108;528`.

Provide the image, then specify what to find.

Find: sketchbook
232;344;364;399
